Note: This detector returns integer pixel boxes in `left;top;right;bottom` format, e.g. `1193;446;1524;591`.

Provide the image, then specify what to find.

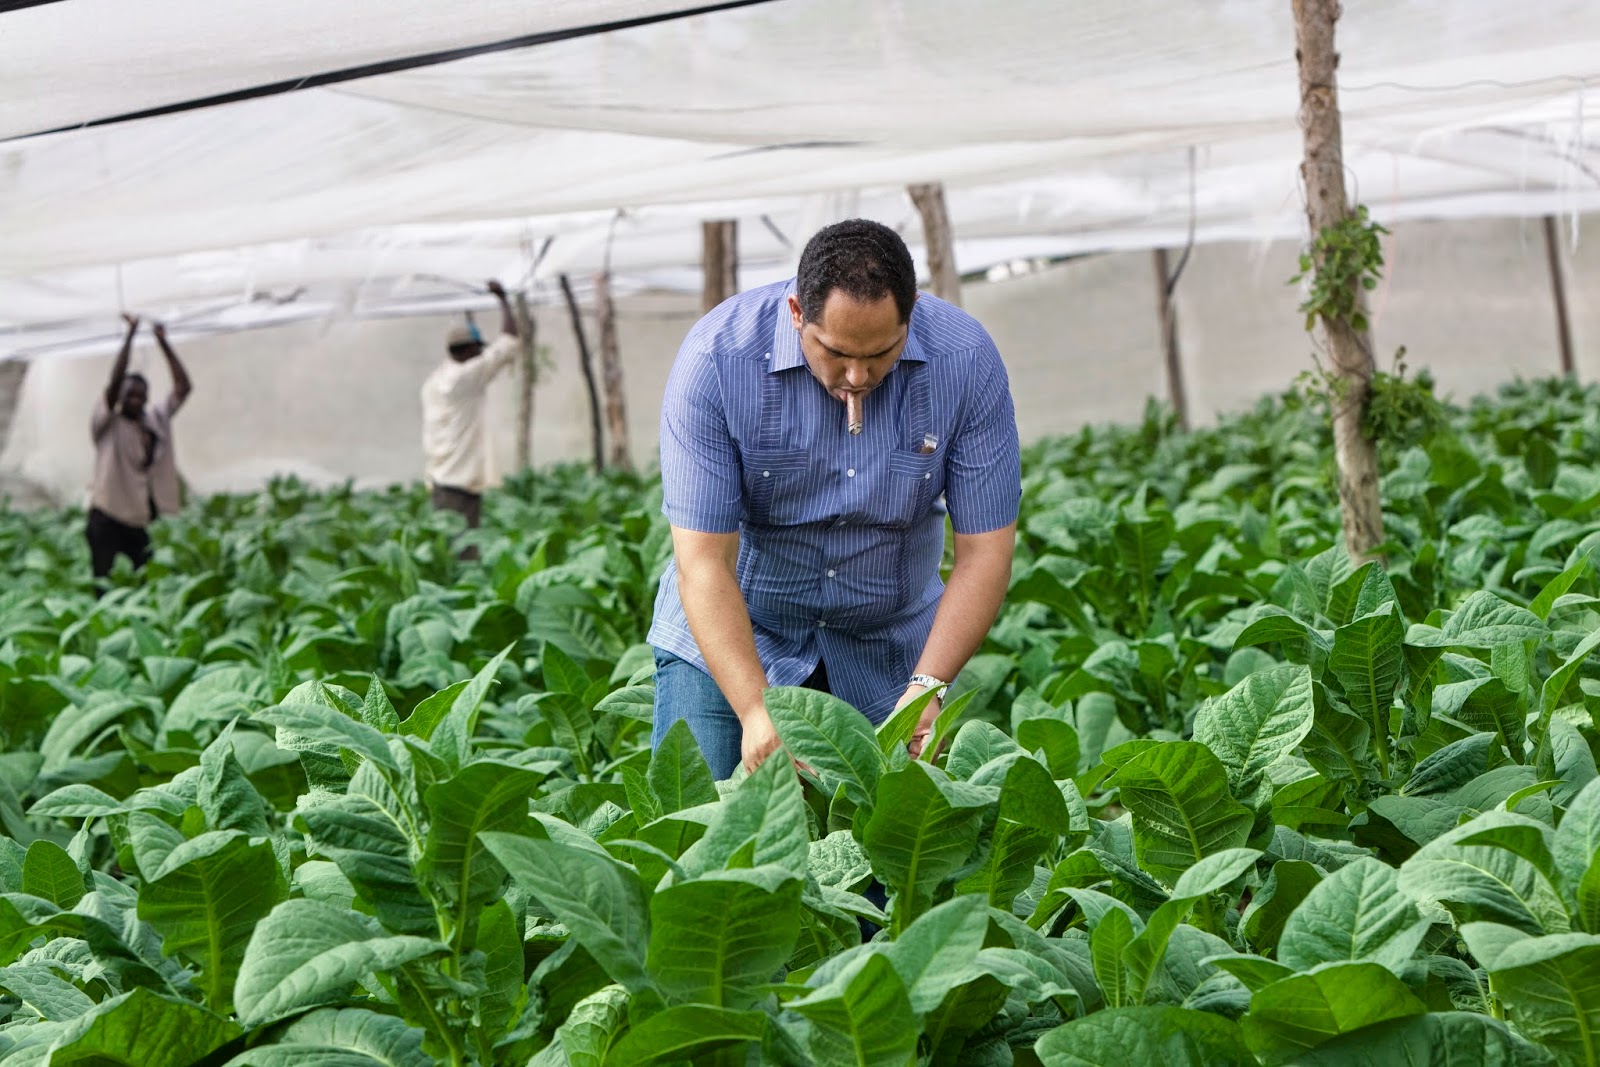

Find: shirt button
846;468;856;477
762;471;770;478
827;569;836;577
923;473;930;480
818;620;827;628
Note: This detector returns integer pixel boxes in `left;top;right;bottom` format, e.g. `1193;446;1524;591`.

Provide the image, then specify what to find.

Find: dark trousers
430;484;482;528
431;484;483;560
86;507;150;580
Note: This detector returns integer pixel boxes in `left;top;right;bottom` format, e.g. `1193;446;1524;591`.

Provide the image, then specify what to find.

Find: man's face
119;378;148;420
789;290;910;404
449;343;485;364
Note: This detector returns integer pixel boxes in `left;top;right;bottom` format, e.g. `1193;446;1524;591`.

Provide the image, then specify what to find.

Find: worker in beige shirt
87;314;192;583
420;279;520;544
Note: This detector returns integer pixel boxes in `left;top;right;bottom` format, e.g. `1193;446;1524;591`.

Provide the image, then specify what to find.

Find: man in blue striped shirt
649;219;1021;778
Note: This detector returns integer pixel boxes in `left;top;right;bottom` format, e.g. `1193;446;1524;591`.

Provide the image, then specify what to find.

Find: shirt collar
767;285;928;373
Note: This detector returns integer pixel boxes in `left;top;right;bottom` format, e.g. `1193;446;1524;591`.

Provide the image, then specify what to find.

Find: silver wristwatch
907;673;949;698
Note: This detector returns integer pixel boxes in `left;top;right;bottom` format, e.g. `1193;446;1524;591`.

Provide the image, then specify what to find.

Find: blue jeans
651;648;828;780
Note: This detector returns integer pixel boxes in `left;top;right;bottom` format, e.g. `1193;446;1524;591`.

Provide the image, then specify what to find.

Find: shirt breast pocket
885;448;942;527
742;448;812;526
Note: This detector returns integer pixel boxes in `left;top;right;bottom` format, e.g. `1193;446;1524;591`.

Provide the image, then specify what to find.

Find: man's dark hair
795;219;918;324
124;372;149;390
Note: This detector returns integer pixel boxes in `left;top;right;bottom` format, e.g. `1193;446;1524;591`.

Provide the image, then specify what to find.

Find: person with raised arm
86;315;191;583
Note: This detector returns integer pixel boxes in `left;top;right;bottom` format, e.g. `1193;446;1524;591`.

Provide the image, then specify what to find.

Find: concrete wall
2;213;1592;507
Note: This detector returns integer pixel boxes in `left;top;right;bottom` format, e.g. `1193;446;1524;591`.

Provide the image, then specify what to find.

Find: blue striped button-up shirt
648;279;1022;722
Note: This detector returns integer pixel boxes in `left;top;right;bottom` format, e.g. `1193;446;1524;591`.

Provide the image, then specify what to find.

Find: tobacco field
1;379;1600;1065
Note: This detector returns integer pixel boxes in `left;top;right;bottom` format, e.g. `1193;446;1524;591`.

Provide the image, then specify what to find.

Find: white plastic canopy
3;0;1599;358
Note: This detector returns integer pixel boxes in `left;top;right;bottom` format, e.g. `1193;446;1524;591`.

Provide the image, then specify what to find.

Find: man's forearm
156;336;192;398
913;530;1016;683
106;333;134;406
678;562;769;721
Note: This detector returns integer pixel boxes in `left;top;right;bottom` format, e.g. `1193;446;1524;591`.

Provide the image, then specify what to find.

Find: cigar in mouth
846;392;863;435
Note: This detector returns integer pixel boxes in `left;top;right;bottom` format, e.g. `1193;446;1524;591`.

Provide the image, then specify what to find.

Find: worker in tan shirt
420;280;520;542
88;314;191;582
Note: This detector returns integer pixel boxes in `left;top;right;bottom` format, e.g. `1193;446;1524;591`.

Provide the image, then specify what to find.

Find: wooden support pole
1542;215;1576;377
1152;248;1190;431
701;220;739;314
558;273;605;473
513;291;538;471
907;182;962;306
1294;0;1384;560
593;271;632;472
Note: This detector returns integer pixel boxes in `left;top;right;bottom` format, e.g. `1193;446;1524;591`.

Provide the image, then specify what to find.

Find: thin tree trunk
513;292;537;471
1151;248;1190;431
593;271;632;472
907;182;962;306
1293;0;1383;560
558;273;604;473
701;220;739;314
1542;215;1576;377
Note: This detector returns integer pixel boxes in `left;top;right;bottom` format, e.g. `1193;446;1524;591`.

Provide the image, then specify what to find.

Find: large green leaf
431;644;515;770
1277;857;1429;975
1286;1011;1555;1066
1242;961;1427;1065
1554;778;1600;903
883;894;992;1014
548;985;630;1067
860;762;993;933
0;962;95;1021
944;719;1024;783
255;702;400;774
646;866;801;1008
788;952;919;1067
133;826;282;1014
21;840;85;909
40;988;240;1067
1103;741;1253;885
1537;629;1600;746
1462;922;1600;1065
198;722;273;836
1091;905;1135;1009
766;687;885;809
234;899;445;1027
476;897;526;1040
647;719;718;815
296;759;434;936
955;755;1066;910
419;759;545;948
681;751;809;878
602;1005;768;1067
1405;591;1547;649
1122;848;1260;1005
1034;1006;1254;1066
1242;860;1322;956
480;833;651;994
1327;604;1405;777
1399;812;1570;934
221;1008;431;1067
1193;664;1315;797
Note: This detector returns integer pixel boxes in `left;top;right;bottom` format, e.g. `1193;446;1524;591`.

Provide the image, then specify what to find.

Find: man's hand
152;322;167;342
121;313;139;333
486;279;507;300
902;685;944;761
740;704;783;773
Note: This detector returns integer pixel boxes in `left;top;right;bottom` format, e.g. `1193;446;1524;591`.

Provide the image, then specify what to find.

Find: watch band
908;673;949;696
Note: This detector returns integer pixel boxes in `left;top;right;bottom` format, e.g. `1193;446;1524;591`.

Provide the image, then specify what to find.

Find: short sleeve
942;341;1021;535
159;392;184;420
659;343;743;534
